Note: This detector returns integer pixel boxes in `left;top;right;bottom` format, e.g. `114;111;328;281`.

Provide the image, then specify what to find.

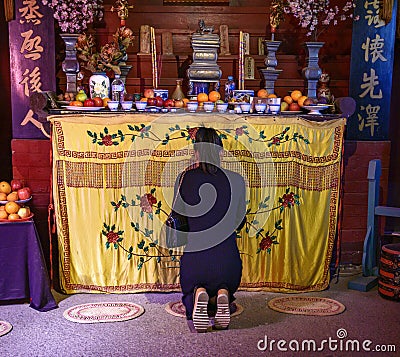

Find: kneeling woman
174;127;247;332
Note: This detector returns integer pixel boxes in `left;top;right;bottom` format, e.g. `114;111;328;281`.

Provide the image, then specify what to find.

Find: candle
239;31;245;90
150;27;158;89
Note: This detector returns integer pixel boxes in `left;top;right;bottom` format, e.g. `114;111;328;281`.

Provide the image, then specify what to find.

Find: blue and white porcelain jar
89;72;110;99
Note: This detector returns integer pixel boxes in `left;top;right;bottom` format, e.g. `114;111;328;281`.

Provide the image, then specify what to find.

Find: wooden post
4;0;14;21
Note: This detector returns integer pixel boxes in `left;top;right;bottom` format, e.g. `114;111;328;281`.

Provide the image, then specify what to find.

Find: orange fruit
0;192;6;200
267;93;277;98
8;213;20;220
70;100;83;107
5;201;20;214
102;97;111;107
0;210;8;219
283;95;293;104
257;89;269;98
6;192;18;201
290;90;303;101
197;93;209;103
0;181;12;194
297;95;308;107
208;91;221;102
182;98;189;107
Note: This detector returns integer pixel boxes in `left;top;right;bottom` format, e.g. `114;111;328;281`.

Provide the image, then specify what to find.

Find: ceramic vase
302;42;324;99
60;33;80;93
89;72;110;99
171;79;185;100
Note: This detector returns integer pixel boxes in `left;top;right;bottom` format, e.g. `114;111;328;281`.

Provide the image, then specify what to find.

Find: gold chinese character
19;67;42;96
364;0;385;28
362;34;387;63
359;68;383;99
358;104;380;136
21;109;50;138
20;30;43;60
19;0;44;25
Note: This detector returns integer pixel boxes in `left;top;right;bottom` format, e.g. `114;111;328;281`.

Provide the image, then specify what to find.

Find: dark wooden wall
57;0;353;99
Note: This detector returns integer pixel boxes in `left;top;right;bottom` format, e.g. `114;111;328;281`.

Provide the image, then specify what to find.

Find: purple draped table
0;221;58;312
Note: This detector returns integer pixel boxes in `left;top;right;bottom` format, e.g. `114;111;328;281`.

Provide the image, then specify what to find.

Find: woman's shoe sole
214;293;230;329
192;291;209;333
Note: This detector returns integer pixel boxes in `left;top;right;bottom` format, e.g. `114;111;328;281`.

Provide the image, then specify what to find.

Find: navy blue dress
175;166;246;320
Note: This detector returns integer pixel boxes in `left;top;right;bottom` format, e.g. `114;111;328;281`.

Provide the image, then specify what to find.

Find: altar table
0;221;58;312
48;113;345;294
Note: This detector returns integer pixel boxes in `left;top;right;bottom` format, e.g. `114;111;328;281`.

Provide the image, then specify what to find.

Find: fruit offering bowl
303;104;330;115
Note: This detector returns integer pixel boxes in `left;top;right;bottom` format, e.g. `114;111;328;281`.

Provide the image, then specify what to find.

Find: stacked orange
197;92;209;106
281;90;312;111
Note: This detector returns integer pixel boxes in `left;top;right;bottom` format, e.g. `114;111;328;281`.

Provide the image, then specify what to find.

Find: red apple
84;98;95;107
93;97;104;107
154;96;164;107
11;179;23;191
164;99;175;108
147;97;157;106
17;187;31;200
144;88;154;99
289;102;301;111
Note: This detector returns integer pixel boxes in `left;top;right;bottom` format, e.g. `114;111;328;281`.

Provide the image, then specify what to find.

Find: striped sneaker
192;290;209;333
214;293;230;330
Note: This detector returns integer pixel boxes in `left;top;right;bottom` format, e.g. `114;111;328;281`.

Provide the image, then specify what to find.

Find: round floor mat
63;302;144;323
0;321;13;337
165;301;244;318
267;296;346;316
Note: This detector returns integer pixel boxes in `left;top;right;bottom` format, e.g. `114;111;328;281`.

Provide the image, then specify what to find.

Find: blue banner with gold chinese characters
8;0;55;139
348;0;397;140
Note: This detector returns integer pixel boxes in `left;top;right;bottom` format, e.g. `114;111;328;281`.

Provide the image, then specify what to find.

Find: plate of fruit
0;179;32;204
0;209;34;222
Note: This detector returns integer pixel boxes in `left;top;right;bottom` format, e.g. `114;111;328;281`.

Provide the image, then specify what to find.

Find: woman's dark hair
194;127;223;174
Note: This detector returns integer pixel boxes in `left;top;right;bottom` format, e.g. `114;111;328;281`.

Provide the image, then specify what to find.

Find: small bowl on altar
187;101;199;112
254;103;267;113
240;102;251;113
203;102;215;112
121;101;133;111
135;101;147;111
269;104;281;114
216;102;228;113
107;101;119;111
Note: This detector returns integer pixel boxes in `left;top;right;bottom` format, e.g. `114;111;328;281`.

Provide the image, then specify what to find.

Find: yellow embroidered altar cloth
49;113;345;294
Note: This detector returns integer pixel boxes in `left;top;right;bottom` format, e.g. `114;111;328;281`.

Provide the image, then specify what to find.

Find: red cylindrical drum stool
378;243;400;301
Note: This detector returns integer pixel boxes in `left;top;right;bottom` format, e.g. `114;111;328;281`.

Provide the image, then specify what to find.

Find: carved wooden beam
4;0;14;22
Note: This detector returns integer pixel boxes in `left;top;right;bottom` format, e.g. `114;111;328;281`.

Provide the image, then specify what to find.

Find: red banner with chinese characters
8;0;55;139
